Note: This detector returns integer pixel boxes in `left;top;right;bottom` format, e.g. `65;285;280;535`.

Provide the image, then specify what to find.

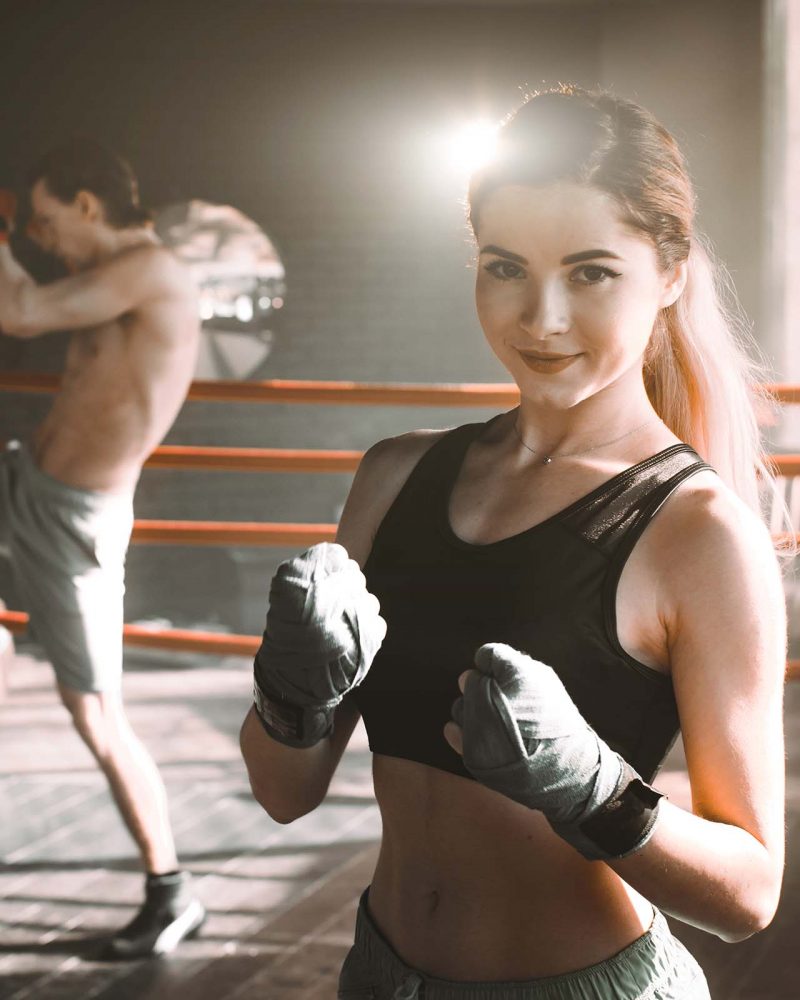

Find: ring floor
0;645;798;999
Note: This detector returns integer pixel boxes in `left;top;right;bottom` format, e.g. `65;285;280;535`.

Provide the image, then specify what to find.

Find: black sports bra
354;419;713;783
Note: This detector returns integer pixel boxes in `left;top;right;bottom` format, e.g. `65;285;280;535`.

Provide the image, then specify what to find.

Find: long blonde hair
646;235;777;515
469;86;789;548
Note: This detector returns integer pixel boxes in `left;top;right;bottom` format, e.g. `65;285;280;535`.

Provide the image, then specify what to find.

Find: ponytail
645;234;793;557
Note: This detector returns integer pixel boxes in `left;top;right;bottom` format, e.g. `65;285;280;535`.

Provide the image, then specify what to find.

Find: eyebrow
561;249;623;265
479;244;623;266
479;244;528;264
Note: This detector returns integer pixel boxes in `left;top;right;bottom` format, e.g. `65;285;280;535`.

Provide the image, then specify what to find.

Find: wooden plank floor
1;644;799;998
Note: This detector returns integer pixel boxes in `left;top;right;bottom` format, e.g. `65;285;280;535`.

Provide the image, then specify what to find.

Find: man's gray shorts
0;442;133;692
338;888;712;999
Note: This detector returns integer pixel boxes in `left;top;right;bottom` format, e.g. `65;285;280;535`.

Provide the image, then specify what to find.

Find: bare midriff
31;298;198;494
368;754;655;982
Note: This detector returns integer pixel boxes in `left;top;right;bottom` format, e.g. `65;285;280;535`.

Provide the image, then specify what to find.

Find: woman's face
473;182;685;408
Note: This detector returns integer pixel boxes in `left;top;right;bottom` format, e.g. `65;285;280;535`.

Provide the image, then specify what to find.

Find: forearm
0;245;36;336
240;698;358;824
450;645;784;943
241;543;384;822
608;799;783;942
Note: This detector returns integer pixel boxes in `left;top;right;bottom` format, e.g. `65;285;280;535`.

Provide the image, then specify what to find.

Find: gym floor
0;645;798;999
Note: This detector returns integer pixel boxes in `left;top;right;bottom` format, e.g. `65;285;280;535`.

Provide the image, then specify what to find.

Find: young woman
240;87;787;999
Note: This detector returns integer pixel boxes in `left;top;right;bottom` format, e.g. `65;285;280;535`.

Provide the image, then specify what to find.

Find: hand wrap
253;542;386;748
452;643;663;860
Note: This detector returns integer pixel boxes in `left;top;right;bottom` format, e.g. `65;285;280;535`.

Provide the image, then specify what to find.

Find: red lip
518;350;578;361
516;349;582;374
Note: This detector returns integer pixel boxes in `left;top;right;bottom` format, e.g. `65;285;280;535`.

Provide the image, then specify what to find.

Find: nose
26;219;49;250
518;279;570;339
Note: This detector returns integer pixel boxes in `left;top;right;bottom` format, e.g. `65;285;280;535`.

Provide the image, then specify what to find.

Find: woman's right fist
253;543;386;747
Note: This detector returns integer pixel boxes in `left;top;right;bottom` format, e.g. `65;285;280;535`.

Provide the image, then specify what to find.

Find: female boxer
241;87;787;999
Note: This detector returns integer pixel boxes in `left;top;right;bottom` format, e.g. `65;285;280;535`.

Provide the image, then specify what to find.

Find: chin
510;368;585;407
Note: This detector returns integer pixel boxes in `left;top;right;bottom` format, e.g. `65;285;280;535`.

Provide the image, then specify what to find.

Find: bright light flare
448;119;499;176
235;295;254;323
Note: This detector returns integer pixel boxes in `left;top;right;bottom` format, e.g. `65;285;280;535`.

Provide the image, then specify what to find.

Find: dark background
0;0;765;633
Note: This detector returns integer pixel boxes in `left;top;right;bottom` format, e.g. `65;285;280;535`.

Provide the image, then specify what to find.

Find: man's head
27;137;150;266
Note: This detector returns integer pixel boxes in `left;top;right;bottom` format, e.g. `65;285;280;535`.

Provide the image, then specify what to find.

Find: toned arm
0;243;189;337
608;487;787;941
240;429;448;823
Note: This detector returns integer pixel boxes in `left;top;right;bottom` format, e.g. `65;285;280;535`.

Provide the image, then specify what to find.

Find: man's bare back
33;243;199;492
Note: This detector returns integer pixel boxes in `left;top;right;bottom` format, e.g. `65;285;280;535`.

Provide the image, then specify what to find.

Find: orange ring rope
0;610;796;679
764;383;800;405
0;371;520;407
144;450;800;477
143;449;800;476
0;610;258;657
769;455;800;476
2;441;800;476
145;445;362;473
131;520;336;546
190;379;521;407
128;522;800;549
3;370;800;406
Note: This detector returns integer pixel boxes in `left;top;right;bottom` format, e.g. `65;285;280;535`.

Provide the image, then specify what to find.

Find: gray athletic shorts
338;889;711;1000
0;441;133;693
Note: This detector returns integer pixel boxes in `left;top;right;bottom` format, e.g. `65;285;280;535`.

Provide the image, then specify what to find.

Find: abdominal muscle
367;754;655;982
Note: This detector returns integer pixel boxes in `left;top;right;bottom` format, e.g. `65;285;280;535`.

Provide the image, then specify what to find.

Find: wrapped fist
253;543;386;748
450;643;663;860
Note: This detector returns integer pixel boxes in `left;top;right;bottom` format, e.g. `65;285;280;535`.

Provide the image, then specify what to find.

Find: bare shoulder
336;427;452;566
111;242;196;300
651;472;786;677
360;426;450;476
656;472;778;582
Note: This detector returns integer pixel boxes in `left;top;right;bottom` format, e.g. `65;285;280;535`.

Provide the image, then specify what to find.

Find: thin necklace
512;414;657;465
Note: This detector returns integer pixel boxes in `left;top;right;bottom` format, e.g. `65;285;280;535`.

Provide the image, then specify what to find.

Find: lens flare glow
235;295;254;323
449;120;499;175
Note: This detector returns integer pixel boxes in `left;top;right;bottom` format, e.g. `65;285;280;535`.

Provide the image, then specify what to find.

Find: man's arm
0;243;183;338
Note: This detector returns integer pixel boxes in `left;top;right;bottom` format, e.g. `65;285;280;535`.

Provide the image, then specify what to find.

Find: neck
514;369;660;461
84;226;157;267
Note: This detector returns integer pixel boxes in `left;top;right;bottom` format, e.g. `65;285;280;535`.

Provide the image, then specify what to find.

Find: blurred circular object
154;200;286;379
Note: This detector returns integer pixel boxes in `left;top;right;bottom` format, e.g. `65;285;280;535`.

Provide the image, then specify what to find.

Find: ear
659;260;688;309
75;189;102;222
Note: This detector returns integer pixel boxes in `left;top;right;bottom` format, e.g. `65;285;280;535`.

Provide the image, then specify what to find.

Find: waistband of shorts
4;441;133;511
353;887;673;999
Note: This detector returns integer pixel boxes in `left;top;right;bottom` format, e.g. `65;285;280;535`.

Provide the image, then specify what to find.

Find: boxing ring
1;369;799;675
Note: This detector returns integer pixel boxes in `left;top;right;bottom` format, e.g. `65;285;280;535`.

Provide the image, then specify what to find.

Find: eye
483;259;525;281
569;264;622;285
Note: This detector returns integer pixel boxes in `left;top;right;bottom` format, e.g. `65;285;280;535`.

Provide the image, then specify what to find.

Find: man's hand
0;190;17;243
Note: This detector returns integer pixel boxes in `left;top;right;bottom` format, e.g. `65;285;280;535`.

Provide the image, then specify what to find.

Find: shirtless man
0;137;205;958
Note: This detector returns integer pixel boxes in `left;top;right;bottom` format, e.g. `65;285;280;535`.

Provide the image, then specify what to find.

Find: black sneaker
102;871;206;960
